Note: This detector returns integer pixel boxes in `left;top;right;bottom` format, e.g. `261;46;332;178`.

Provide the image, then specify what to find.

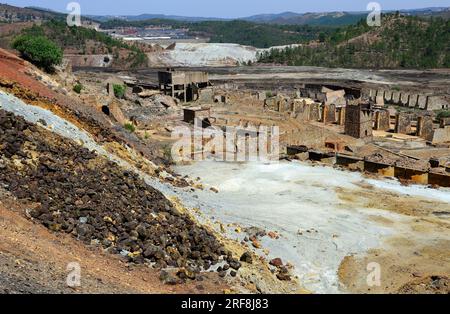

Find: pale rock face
152;42;304;67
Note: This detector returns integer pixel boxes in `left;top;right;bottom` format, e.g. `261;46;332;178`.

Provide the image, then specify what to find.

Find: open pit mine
1;48;449;295
0;3;449;299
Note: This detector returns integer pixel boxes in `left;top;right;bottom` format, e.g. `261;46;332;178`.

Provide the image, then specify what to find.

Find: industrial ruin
76;67;450;189
158;69;210;102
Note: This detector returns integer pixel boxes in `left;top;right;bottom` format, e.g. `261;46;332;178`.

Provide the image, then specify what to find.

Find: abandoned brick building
344;103;373;139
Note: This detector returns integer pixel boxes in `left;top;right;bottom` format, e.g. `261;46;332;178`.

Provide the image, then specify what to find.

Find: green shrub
12;34;62;72
73;83;83;94
436;110;450;120
124;123;135;132
113;84;126;99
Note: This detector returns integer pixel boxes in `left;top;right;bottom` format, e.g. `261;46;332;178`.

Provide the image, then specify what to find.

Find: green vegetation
258;15;450;69
101;19;333;48
124;122;136;133
188;20;329;48
73;83;83;94
12;34;62;72
113;84;126;99
436;110;450;120
19;20;147;68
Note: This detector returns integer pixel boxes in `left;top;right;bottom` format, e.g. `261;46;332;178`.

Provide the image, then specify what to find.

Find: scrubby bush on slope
12;34;62;72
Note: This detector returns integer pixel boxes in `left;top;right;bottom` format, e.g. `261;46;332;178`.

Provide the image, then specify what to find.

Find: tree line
257;15;450;69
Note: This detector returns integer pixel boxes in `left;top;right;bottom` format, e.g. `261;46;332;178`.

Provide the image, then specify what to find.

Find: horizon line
17;4;450;20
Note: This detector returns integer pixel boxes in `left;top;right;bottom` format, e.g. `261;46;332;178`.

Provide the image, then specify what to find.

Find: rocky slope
0;109;241;280
0;47;301;294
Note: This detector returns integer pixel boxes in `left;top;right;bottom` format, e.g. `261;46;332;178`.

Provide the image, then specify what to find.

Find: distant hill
243;11;368;26
241;8;450;25
96;7;450;49
92;7;450;26
0;3;64;22
258;14;450;69
0;4;98;23
2;3;449;26
88;13;226;22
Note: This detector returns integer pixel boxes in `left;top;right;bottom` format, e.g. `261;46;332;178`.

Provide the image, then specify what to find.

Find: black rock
240;252;253;264
229;260;242;270
218;271;226;278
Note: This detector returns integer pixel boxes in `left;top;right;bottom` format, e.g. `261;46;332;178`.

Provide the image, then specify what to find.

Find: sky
3;0;450;17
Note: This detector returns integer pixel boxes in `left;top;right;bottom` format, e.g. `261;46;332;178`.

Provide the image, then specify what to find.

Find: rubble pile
0;110;235;280
126;94;180;128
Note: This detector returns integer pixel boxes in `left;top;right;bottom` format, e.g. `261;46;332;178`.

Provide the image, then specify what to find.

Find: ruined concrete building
299;84;360;103
395;112;413;134
374;109;390;131
365;89;450;110
183;107;211;128
344;103;373;139
416;114;434;141
158;70;209;102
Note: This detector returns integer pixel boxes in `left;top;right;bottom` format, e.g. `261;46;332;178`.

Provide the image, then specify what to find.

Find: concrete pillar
374;110;390;131
417;95;427;109
323;104;336;124
416;115;434;141
400;93;410;106
395;113;412;134
408;94;419;108
384;91;393;103
392;92;401;104
337;107;346;126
